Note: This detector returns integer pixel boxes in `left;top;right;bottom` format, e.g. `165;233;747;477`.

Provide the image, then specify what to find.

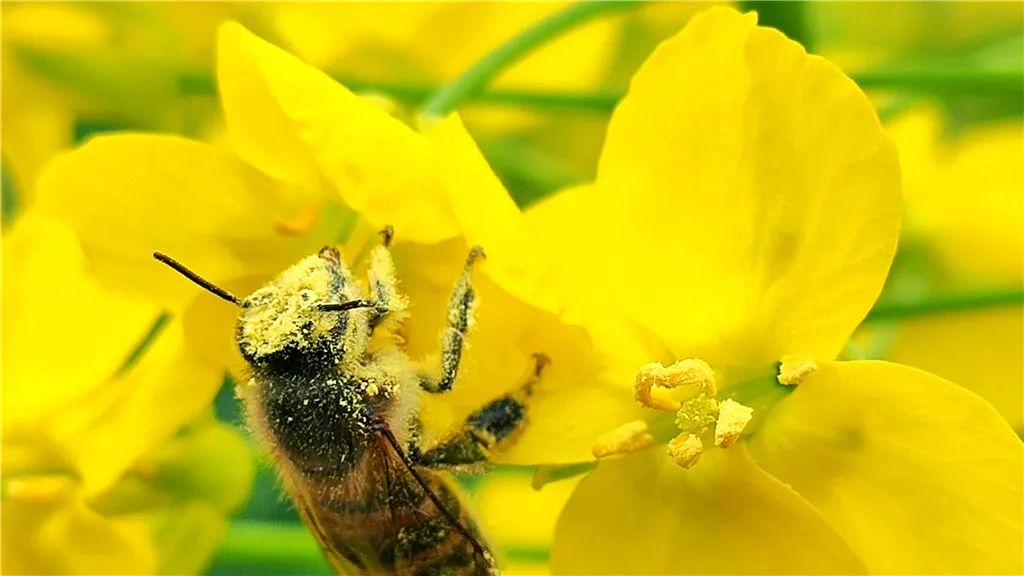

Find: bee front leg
418;246;484;394
366;226;408;331
414;355;547;468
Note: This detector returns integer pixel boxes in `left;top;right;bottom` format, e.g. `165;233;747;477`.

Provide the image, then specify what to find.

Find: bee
154;229;542;576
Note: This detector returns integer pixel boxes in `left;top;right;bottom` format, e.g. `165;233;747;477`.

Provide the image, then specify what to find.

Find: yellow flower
2;214;254;574
856;111;1024;429
0;2;271;209
34;18;626;486
521;7;1023;573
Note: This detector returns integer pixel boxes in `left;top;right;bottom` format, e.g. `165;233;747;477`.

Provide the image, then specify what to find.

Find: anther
634;359;717;411
666;433;703;469
591;420;655;459
714;398;754;448
778;355;818;386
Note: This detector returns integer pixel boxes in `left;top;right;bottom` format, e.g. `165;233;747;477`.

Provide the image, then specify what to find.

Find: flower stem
179;68;1022;113
418;1;637;119
865;288;1024;322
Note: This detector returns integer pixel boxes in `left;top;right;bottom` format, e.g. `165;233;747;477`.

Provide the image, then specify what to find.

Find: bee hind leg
419;246;485;394
414;355;547;468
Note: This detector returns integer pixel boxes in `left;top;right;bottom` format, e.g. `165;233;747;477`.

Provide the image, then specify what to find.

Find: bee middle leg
413;355;547;468
418;246;485;394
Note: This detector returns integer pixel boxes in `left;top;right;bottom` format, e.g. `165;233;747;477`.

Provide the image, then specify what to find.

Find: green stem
855;66;1024;94
418;1;637;118
213;521;328;569
865;288;1024;322
180;68;1022;113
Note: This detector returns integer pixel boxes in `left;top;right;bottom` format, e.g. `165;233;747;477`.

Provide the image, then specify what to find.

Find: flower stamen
591;420;656;459
713;398;754;448
634;359;717;411
666;433;703;469
778;355;818;386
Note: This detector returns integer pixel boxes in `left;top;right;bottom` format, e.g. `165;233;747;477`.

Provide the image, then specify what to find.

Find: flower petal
748;360;1024;574
2;213;157;428
594;6;900;366
885;307;1024;430
46;320;224;496
398;239;646;465
35;134;323;308
1;476;156;575
420;113;558;313
217;21;460;244
551;447;867;574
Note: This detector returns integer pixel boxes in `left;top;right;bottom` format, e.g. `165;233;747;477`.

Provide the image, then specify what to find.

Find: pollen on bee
238;255;343;358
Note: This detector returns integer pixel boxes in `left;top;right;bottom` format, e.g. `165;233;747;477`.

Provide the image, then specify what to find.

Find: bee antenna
318;299;374;312
153;252;243;307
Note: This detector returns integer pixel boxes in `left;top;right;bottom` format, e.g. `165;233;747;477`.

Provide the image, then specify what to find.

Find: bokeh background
3;2;1022;575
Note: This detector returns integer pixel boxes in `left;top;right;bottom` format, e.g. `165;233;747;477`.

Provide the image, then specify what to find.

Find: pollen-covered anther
666;433;703;469
778;355;818;386
634;358;717;411
591;420;655;459
713;398;754;448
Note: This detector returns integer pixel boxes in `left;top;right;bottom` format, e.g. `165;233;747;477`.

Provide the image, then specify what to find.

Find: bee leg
366;225;408;330
415;354;548;468
419;246;485;394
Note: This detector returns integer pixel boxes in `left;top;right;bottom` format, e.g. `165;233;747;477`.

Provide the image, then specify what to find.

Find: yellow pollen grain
666;433;703;469
714;398;754;448
591;420;655;459
778;355;818;386
634;359;717;411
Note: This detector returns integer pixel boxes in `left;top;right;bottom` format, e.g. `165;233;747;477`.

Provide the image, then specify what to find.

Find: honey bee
154;229;541;576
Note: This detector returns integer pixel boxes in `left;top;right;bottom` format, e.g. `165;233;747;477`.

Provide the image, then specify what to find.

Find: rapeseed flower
33;19;638;474
519;7;1023;573
2;214;254;573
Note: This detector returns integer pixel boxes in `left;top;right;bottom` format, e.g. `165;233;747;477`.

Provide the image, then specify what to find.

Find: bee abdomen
396;517;490;576
311;469;495;576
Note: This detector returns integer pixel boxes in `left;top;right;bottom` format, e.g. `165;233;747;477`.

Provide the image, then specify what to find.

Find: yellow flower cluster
3;3;1021;575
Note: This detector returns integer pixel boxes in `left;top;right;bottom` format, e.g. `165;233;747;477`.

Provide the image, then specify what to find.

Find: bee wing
374;429;497;575
283;433;494;576
290;483;366;573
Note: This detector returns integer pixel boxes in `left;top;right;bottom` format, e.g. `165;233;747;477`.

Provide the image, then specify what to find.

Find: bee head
154;247;371;368
236;247;373;366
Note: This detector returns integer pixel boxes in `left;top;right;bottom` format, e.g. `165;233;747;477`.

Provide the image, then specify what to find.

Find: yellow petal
46;320;224;496
1;476;156;575
2;213;157;428
400;241;646;465
551;447;867;574
420;113;558;313
35;134;324;308
748;360;1024;574
151;503;227;576
594;7;900;366
217;21;460;244
884;307;1024;430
